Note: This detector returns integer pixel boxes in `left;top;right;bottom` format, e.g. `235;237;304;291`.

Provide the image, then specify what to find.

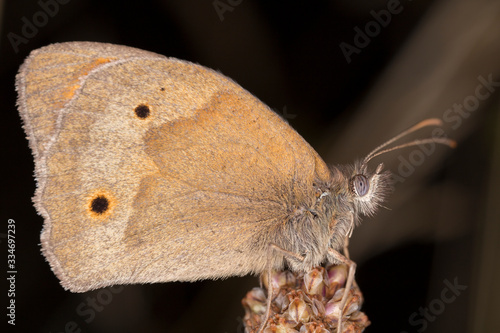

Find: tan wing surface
16;42;331;292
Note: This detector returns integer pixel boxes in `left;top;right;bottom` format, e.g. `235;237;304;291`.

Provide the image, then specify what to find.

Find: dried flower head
242;264;370;333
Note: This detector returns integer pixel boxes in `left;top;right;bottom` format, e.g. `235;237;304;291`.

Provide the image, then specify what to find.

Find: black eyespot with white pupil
353;174;369;197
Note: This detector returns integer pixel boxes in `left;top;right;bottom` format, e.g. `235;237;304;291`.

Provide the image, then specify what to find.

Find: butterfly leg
257;244;305;333
342;237;359;290
327;241;356;333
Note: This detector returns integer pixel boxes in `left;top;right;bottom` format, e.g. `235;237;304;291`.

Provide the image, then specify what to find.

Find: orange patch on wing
57;57;116;106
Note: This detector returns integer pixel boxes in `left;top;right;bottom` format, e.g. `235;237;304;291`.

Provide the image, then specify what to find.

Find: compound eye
352;174;369;197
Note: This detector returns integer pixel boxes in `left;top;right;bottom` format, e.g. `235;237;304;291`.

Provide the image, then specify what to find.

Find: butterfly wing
16;42;331;292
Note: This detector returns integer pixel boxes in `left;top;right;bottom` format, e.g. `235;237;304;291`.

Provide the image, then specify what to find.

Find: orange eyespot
87;190;116;219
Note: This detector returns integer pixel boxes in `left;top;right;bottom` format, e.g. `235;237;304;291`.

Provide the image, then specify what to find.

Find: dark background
1;0;499;332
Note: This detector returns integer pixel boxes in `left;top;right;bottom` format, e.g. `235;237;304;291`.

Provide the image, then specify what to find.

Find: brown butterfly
16;42;455;332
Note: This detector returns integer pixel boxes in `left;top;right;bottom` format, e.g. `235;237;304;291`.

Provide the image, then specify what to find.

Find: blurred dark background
1;0;499;332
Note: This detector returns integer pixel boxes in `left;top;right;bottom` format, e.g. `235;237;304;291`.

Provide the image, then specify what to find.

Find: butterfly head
346;161;392;218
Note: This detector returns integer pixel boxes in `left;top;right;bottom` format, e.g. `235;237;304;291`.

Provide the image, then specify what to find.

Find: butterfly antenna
363;118;456;165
